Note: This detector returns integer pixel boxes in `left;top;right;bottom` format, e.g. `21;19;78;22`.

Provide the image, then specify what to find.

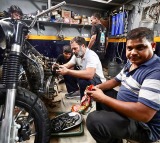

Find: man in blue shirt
86;27;160;143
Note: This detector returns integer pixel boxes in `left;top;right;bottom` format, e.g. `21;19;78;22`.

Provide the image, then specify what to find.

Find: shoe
71;94;93;114
65;90;80;99
51;112;83;133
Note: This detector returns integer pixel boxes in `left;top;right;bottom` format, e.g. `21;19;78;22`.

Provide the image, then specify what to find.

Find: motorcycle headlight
0;20;14;49
0;24;6;49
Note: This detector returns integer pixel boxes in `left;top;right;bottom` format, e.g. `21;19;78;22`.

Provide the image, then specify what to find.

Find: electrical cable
145;0;160;23
143;0;150;4
116;42;123;62
120;41;125;63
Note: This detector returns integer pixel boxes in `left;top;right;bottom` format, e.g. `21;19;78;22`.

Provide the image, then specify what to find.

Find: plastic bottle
100;31;105;46
111;15;116;36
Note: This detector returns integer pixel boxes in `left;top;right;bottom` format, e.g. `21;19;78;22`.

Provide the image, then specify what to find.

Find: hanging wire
145;0;160;23
143;0;150;4
116;42;123;62
120;41;125;63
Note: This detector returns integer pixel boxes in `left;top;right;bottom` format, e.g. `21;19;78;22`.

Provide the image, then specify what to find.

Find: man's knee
78;78;83;86
86;111;98;131
86;111;105;131
78;78;88;86
78;79;90;91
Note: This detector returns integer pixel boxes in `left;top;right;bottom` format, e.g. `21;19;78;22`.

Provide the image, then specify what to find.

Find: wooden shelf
28;35;91;41
28;35;160;43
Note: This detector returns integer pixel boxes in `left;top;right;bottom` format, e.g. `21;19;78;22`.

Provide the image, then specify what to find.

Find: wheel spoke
14;108;25;120
30;132;37;136
14;107;36;143
0;87;51;143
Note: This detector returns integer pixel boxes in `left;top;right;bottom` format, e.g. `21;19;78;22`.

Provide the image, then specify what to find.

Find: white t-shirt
69;48;106;83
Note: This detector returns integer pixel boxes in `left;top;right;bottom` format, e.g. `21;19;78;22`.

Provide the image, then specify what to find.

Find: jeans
77;74;102;99
86;89;155;143
63;75;79;93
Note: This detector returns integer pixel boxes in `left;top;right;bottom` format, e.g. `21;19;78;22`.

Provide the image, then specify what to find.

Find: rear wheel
0;87;51;143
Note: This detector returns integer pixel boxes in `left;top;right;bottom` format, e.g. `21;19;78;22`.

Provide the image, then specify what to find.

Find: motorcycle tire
0;87;51;143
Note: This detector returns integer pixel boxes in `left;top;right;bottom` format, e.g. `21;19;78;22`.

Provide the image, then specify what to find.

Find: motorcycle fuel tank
0;20;14;49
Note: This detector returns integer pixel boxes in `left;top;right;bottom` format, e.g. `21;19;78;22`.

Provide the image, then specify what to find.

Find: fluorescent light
90;0;112;4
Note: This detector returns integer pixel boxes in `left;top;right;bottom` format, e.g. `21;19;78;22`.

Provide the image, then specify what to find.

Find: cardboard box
61;10;71;18
52;10;58;15
70;18;80;24
64;17;70;23
82;18;88;22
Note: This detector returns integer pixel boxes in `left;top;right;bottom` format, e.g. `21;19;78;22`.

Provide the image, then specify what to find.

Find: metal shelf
23;19;92;28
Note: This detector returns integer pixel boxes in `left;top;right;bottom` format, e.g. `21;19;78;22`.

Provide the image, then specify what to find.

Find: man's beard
74;53;79;57
75;51;83;58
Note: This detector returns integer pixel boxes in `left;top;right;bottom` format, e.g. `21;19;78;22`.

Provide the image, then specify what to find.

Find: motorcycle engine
24;51;58;99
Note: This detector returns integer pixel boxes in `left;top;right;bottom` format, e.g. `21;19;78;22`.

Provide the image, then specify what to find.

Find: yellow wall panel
28;35;160;42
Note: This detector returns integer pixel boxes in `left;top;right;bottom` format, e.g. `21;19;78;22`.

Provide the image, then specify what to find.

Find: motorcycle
0;1;66;143
19;41;59;105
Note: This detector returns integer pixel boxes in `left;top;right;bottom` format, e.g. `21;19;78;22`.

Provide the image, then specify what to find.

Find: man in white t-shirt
57;36;106;99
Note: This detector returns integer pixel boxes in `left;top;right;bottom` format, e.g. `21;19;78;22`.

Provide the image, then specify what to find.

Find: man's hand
57;65;69;75
52;63;59;71
86;86;106;103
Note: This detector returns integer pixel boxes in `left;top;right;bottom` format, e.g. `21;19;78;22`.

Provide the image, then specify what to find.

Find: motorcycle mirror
29;1;66;29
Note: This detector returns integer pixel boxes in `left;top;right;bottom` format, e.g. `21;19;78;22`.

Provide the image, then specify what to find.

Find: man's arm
87;70;160;122
87;87;157;122
88;25;97;49
88;34;96;49
105;37;108;48
54;55;75;69
62;62;75;69
96;78;120;91
58;66;96;79
102;92;156;122
62;54;76;69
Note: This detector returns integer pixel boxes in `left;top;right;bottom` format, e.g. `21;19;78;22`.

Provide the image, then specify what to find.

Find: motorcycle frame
0;1;66;143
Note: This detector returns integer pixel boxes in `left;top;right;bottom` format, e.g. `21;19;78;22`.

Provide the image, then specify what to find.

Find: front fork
1;89;18;143
0;21;25;143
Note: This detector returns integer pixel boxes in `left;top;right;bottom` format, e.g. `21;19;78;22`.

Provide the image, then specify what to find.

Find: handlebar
29;1;66;29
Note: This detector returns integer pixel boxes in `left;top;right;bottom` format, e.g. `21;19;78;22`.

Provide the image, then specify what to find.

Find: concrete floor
48;83;96;143
46;76;160;143
32;67;160;143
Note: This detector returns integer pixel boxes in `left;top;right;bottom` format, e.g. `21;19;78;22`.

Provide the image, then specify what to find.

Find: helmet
8;5;23;16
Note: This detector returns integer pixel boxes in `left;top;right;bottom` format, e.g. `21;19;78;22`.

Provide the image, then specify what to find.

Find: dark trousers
78;75;102;99
86;89;155;143
63;75;79;93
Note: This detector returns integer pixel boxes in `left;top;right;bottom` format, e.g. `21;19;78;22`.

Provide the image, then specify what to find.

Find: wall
0;0;105;37
128;0;159;30
127;0;160;63
0;0;106;60
2;0;159;68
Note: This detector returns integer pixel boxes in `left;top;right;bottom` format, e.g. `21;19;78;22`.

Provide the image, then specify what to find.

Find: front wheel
0;87;51;143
